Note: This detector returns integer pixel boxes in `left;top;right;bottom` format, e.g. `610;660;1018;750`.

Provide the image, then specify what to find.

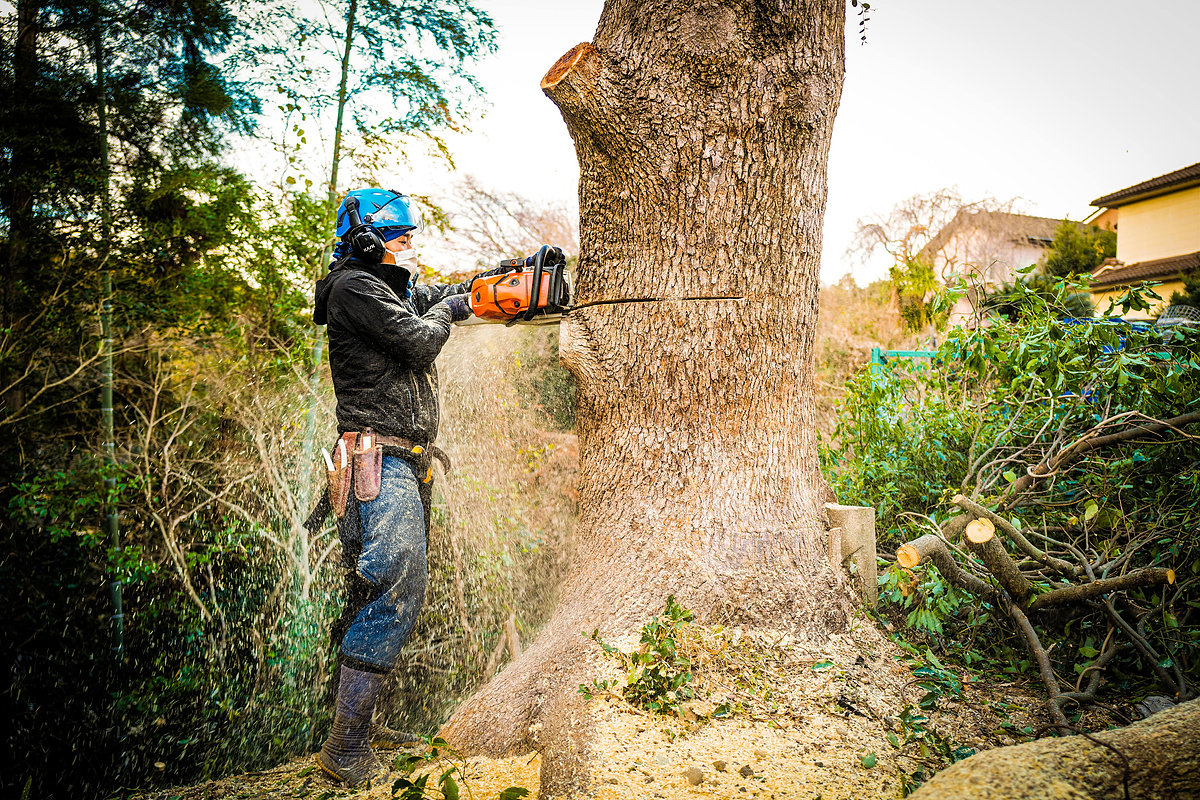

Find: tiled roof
1090;251;1200;288
1091;162;1200;208
919;210;1068;259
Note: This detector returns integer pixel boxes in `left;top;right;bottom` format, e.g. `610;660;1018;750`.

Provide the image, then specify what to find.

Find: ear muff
347;225;386;262
342;196;387;262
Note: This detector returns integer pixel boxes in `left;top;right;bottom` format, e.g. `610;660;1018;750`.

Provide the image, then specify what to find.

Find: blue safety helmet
334;189;423;241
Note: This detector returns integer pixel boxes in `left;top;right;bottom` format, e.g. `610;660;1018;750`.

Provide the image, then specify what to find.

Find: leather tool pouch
354;433;383;502
327;431;357;518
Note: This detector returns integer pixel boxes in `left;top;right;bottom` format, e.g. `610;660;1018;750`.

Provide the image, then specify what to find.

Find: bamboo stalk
93;0;122;665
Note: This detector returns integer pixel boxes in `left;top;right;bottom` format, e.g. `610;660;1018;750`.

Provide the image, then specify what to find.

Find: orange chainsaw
459;244;572;326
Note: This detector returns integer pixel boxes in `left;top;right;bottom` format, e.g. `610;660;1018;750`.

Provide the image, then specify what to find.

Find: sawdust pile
140;617;1049;800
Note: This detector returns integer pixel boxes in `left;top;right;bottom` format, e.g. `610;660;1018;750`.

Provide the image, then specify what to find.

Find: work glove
440;294;473;323
527;245;566;267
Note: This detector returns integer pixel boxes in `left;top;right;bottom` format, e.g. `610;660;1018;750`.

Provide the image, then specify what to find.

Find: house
919;209;1070;325
1087;162;1200;319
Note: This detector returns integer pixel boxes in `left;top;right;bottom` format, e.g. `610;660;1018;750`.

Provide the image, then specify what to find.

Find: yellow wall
1091;278;1186;320
1115;186;1200;263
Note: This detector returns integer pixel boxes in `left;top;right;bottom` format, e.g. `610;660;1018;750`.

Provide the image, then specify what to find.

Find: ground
132;616;1079;800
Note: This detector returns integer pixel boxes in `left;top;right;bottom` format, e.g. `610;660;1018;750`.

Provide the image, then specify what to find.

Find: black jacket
313;258;470;444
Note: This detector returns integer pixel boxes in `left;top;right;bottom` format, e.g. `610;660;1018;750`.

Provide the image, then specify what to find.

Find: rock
738;764;755;778
753;748;767;759
712;759;727;772
684;766;704;785
682;699;716;721
1134;695;1176;719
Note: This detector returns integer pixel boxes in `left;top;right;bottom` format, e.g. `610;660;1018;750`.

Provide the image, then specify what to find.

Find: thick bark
441;2;848;796
909;698;1200;800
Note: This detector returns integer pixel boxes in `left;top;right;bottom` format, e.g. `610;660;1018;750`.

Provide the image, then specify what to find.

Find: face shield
367;193;424;238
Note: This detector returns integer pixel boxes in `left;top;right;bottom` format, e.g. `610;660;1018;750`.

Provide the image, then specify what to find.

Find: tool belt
303;429;451;534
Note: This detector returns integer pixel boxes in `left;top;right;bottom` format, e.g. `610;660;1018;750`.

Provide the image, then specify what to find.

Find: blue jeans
339;456;428;672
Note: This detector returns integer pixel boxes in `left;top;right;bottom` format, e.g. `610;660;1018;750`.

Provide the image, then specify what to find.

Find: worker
311;188;486;786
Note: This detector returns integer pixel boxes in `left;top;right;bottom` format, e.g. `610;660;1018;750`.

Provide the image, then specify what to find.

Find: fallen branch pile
894;409;1198;729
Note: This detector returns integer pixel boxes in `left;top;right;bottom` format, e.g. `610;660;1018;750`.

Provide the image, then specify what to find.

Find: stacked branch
895;489;1187;729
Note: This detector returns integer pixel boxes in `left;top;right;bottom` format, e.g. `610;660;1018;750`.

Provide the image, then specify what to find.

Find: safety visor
379;226;417;243
368;193;424;237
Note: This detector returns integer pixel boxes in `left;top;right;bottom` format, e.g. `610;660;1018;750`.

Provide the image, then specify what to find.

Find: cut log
1029;567;1177;612
965;531;1034;605
952;494;1079;577
909;697;1200;800
946;500;1034;605
894;534;997;601
964;518;995;544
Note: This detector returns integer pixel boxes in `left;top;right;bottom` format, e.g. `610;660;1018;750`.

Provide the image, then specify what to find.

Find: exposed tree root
909;697;1200;800
440;541;855;798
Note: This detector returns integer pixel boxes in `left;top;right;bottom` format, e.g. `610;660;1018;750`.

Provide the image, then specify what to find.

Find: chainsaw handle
522;245;550;322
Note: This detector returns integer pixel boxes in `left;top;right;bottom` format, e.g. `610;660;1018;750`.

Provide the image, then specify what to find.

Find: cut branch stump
825;503;877;608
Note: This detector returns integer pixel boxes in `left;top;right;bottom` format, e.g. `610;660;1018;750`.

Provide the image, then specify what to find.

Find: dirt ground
133;615;1078;800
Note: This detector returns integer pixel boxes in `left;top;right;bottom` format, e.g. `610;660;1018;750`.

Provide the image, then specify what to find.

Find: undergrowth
579;595;703;716
389;737;528;800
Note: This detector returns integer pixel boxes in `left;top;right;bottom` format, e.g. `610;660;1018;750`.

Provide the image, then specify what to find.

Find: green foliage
983;272;1095;321
883;641;978;796
1042;220;1116;278
821;366;973;544
889;256;948;333
880;563;981;641
0;2;512;799
1169;270;1200;309
825;275;1200;713
390;737;528;800
263;0;497;182
580;596;698;716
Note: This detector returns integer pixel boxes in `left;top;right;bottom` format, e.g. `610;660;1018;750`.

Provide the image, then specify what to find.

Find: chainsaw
457;244;572;326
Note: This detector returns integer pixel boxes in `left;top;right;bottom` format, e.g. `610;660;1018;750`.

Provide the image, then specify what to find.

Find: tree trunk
909;698;1200;800
441;2;849;795
2;0;40;414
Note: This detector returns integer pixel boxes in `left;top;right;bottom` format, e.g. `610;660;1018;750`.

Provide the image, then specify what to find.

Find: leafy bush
1042;220;1116;278
824;275;1200;704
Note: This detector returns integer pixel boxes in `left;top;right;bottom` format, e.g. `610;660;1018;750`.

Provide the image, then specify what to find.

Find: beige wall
1115;186;1200;263
1091;278;1186;320
1087;207;1119;232
932;229;1046;286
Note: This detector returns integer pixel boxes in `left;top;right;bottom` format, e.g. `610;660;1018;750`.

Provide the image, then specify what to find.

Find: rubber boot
317;666;388;787
369;721;423;750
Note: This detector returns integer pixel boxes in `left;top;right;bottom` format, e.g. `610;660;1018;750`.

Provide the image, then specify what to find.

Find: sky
387;0;1200;285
